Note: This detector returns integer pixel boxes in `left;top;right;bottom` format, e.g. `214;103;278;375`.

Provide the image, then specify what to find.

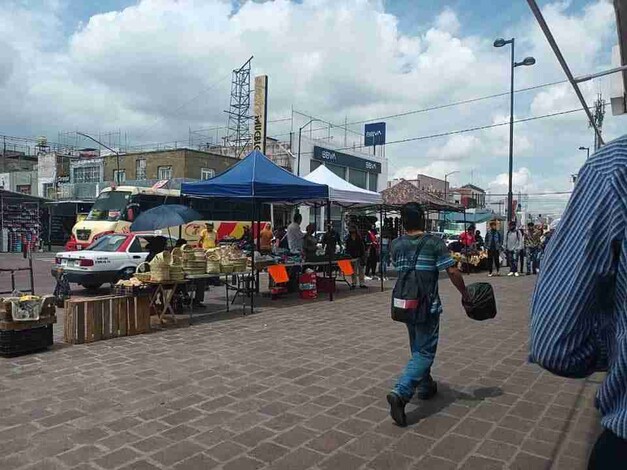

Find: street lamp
297;119;326;176
494;37;535;224
578;146;590;159
444;170;459;202
76;132;121;183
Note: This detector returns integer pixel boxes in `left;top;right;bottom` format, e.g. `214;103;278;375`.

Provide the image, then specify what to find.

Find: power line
294;106;596;157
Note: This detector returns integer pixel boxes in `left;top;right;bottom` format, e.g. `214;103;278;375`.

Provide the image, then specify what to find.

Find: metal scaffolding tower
225;56;253;158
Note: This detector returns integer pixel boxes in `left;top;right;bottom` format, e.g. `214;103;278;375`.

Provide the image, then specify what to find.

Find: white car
51;233;177;290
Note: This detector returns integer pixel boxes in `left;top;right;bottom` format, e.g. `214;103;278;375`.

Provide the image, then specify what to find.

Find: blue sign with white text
364;122;386;147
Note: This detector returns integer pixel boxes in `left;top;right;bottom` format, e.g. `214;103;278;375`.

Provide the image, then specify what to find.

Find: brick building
102;148;239;183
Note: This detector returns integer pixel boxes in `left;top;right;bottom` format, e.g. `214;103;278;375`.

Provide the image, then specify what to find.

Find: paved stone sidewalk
0;276;602;470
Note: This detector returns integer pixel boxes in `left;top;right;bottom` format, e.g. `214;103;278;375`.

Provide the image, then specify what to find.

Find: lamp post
297;119;326;176
578;146;590;159
494;37;535;225
76;132;121;183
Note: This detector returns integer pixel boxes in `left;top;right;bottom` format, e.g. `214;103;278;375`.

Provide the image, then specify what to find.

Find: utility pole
590;94;605;151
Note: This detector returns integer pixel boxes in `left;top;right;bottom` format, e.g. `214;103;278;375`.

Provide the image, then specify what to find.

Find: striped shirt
530;134;627;438
391;234;456;314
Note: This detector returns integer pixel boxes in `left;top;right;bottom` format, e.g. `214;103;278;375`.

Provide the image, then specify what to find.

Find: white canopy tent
303;165;382;207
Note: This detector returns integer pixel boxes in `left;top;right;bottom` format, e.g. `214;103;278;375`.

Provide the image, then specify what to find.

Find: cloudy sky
1;0;623;214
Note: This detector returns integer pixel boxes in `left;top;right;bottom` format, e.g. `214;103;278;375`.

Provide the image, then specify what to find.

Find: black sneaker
386;392;407;427
416;379;438;400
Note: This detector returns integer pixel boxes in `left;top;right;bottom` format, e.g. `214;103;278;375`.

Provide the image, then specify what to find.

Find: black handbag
391;237;433;323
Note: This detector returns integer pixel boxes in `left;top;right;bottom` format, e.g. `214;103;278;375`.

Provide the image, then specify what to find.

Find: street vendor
321;222;341;258
259;224;273;254
199;222;217;249
145;236;167;264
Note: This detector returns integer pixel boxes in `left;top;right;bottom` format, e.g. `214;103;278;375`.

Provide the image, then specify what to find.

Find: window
326;163;346;180
42;183;55;198
16;185;31;195
113;170;126;184
72;166;100;183
85;235;127;252
368;173;378;192
310;160;322;173
87;191;131;221
201;168;215;180
127;237;143;253
158;166;172;180
349;168;367;189
136;159;146;180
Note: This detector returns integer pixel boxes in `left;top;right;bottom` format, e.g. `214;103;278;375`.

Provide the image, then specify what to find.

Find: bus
66;184;270;250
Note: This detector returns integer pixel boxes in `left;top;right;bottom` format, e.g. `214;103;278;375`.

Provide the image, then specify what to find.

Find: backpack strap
410;236;430;272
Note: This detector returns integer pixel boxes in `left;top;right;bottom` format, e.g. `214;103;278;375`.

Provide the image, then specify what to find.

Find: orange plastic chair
337;260;354;276
268;264;289;284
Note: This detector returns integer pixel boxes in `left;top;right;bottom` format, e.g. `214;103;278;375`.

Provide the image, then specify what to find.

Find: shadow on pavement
406;384;503;425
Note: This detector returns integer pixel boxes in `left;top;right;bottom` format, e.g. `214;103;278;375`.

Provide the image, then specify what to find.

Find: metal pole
526;0;604;146
28;251;35;294
507;39;515;225
297;127;302;176
326;200;333;301
379;206;384;292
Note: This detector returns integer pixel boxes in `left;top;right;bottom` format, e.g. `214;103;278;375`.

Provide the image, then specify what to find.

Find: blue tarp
181;150;328;202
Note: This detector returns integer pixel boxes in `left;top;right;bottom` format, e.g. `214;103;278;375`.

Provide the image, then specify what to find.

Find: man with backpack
504;221;522;277
387;202;469;427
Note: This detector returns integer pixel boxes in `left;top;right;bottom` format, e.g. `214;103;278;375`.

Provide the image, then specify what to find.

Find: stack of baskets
181;245;207;276
222;257;247;273
134;262;152;283
206;249;221;273
149;251;171;282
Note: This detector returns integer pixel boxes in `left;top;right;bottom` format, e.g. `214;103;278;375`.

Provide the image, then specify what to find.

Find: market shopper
459;225;476;273
530;134;627;469
475;230;484;250
504;222;522;277
287;213;305;253
303;224;318;261
365;227;380;279
518;227;526;274
485;221;502;277
524;222;541;275
387;202;468;427
321;222;341;258
345;225;367;289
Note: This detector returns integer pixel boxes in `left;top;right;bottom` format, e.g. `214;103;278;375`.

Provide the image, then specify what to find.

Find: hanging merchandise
0;199;40;253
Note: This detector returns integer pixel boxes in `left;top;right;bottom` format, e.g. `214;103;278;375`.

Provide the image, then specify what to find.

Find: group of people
485;220;548;277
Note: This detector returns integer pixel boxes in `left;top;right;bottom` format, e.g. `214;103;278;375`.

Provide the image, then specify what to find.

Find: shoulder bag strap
410;236;430;272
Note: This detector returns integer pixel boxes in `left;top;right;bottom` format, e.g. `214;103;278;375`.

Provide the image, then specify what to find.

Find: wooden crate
64;295;150;344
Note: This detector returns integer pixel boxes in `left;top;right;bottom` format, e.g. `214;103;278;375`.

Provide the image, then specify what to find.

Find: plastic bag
463;282;497;321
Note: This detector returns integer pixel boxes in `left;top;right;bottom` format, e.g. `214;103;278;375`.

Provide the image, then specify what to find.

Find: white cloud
0;0;620;216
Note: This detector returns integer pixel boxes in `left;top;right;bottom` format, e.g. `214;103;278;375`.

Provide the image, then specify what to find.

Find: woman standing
365;227;380;279
345;225;367;289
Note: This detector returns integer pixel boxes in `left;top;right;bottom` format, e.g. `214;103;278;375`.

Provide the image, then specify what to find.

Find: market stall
182;150;329;312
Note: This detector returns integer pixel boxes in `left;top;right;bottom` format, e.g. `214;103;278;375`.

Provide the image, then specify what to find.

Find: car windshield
87;191;131;221
85;235;127;252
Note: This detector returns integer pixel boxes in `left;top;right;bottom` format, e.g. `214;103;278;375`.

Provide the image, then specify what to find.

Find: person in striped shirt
530;134;627;468
387;202;468;427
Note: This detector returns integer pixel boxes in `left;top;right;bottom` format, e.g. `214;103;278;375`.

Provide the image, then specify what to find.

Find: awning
381;179;464;212
181;150;328;202
303;165;382;207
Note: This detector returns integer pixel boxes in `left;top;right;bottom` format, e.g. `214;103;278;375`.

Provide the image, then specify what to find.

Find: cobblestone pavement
0;275;603;470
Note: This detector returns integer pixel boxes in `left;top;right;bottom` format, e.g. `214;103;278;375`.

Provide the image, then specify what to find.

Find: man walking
530;135;626;469
386;203;468;427
504;221;522;277
485;221;502;277
524;222;541;275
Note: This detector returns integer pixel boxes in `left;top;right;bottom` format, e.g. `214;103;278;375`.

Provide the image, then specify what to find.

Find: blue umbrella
129;204;203;232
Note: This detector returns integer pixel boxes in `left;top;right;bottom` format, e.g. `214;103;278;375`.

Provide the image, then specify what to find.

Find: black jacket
345;235;365;259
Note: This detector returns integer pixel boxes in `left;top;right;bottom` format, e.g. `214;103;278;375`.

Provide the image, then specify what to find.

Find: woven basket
206;260;221;273
150;251;172;268
183;259;206;275
134;262;151;283
151;266;170;282
220;264;234;274
169;265;185;281
181;244;195;262
193;249;207;261
171;247;183;264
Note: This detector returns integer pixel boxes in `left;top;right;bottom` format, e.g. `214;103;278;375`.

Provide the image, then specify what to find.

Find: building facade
451;184;486;209
102;148;239;183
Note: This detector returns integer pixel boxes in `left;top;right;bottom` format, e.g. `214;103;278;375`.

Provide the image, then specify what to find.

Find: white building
290;134;388;230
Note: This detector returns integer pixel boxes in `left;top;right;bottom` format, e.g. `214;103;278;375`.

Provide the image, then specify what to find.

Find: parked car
51;232;176;290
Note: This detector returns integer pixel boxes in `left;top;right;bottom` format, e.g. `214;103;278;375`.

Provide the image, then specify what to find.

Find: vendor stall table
146;280;188;324
186;272;256;318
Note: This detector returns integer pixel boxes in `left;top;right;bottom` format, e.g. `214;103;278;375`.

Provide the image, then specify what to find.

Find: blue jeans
393;313;440;400
526;247;539;274
381;248;390;276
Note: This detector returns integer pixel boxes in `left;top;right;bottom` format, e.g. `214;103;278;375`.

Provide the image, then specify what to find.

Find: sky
0;0;623;216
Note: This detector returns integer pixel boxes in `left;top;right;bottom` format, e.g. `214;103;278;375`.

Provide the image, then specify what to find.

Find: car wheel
81;283;102;291
119;267;135;281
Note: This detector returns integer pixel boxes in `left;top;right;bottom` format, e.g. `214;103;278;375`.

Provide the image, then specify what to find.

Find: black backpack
391;236;434;324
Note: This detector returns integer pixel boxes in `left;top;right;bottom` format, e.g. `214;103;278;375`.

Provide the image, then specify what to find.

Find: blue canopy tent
182;150;328;201
181;150;330;311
